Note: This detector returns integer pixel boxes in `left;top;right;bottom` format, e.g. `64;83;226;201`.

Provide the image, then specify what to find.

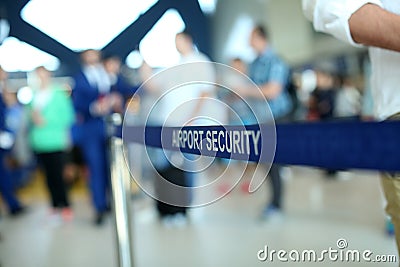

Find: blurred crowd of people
0;25;374;228
0;49;138;226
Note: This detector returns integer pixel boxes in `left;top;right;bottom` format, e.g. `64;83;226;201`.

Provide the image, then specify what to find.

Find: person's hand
109;92;124;113
32;109;45;126
91;97;112;116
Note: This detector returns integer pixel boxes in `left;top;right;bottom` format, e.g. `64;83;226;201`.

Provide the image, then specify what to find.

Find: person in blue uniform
72;50;138;225
103;54;138;107
0;66;25;216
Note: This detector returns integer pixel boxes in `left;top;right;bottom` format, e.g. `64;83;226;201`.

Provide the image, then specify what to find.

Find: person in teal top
28;66;75;221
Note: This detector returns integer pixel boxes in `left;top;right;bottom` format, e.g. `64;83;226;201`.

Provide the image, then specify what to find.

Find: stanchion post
108;114;134;267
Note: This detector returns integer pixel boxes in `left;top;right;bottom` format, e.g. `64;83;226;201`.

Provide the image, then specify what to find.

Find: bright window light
0;37;60;72
126;50;143;69
0;19;10;43
223;15;256;63
21;0;158;51
17;86;34;105
198;0;217;14
139;9;185;68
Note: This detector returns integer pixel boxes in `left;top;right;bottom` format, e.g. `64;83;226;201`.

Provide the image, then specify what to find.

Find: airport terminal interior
0;0;399;266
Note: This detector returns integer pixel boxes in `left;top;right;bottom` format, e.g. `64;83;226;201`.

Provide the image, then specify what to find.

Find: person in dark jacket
0;66;25;216
72;50;137;225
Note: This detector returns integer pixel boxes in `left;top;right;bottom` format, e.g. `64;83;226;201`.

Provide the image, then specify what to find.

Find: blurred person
140;29;220;226
103;54;140;198
303;0;400;255
309;68;339;177
219;57;258;194
72;49;124;225
335;76;361;119
0;66;25;216
103;54;139;109
223;57;254;125
173;29;221;125
3;88;33;188
28;66;74;221
307;69;337;121
236;25;292;220
230;57;247;75
173;29;223;210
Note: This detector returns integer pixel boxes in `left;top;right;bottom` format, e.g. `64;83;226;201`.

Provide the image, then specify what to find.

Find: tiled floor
0;165;397;267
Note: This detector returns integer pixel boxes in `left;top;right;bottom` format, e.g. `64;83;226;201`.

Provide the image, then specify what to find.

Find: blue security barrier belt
120;120;400;172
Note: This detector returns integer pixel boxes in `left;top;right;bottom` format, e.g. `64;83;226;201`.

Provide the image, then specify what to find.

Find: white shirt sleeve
302;0;383;46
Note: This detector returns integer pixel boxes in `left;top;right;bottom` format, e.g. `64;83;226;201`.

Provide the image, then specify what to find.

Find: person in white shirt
72;50;123;225
143;30;222;127
302;0;400;255
140;30;223;225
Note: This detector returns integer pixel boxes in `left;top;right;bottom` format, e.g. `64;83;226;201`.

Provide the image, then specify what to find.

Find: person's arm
303;0;400;52
54;89;75;128
237;82;282;100
186;90;212;125
183;61;217;125
349;4;400;52
302;0;385;47
257;82;283;100
238;59;288;100
71;74;92;117
115;75;140;97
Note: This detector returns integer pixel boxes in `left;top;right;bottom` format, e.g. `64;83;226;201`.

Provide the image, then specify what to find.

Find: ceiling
1;0;211;75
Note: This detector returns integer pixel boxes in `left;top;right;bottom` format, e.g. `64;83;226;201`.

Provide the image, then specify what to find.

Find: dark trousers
155;164;188;217
81;138;109;213
267;115;291;209
37;151;69;208
73;119;109;213
0;153;21;212
268;164;282;209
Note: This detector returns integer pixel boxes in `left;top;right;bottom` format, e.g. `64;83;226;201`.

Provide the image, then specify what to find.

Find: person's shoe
173;213;188;228
386;217;395;236
325;170;338;179
47;209;62;226
94;212;106;226
9;206;26;217
260;205;283;222
105;204;112;213
61;208;74;222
